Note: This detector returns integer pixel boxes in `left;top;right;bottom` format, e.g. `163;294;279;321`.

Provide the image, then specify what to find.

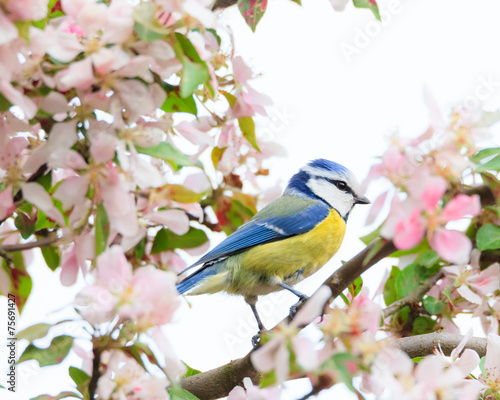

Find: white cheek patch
307;179;354;219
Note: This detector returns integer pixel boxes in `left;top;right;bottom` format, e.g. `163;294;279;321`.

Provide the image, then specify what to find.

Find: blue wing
180;197;330;273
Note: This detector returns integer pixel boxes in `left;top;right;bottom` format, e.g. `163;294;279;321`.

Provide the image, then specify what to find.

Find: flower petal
393;208;425;250
430;229;472;264
442;194;481;222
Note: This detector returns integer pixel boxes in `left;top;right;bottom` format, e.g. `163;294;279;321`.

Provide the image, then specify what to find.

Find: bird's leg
245;295;266;349
279;282;309;321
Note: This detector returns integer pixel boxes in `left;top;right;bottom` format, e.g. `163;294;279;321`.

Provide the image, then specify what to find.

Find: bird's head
284;159;370;220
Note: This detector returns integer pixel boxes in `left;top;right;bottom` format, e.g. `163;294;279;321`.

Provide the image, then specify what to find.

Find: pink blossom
228;377;280;400
349;288;382;334
365;191;387;226
329;0;349;11
55;58;94;91
22;182;65;226
443;259;499;305
0;80;37;119
76;246;179;330
96;350;169;400
175;121;214;147
393;208;426;250
389;172;481;263
0;136;27;169
100;166;139;237
144;210;190;236
0;188;15;220
483;333;500;394
151;328;187;381
23;120;78;174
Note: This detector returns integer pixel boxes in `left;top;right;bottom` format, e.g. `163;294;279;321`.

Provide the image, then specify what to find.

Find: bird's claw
289;295;309;321
251;330;267;349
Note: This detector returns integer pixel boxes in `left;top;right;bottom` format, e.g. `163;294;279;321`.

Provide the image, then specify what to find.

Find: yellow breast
241;208;346;277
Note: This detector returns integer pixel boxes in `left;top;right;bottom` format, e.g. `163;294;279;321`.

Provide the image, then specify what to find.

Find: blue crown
307;159;349;175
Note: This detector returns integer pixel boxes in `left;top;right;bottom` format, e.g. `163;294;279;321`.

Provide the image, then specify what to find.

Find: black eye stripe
322;177;353;194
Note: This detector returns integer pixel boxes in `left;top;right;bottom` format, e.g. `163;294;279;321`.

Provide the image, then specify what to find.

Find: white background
2;0;500;398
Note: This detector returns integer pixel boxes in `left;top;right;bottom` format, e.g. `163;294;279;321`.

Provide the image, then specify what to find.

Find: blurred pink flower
388;174;481;264
0;188;15;220
444;259;500;305
76;246;179;330
97;350;169;400
482;333;500;395
228;377;280;400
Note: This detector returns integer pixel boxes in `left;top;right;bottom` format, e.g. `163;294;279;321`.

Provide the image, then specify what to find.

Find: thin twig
0;233;64;253
88;344;102;399
382;272;444;319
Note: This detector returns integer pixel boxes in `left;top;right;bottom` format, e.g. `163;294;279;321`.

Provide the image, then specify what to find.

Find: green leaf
390;239;430;257
183;362;202;378
161;184;206;203
221;91;237;108
151;227;208;254
134;237;146;260
14;212;36;239
69;366;90;388
136;143;193;171
348;276;363;298
353;0;381;21
35;210;56;231
472;147;500;163
36;172;52;192
18;323;52;342
179;58;210;98
339;292;350;305
3;252;33;313
331;353;357;391
133;2;169;42
360;224;381;245
412;316;436;335
0;92;12;111
41;246;60;271
18;335;73;367
395;263;424;299
95;203;109;256
123;342;162;371
162;92;197;115
173;33;210;98
290;0;301;4
423;296;445;315
383;266;400;306
477;224;500;251
31;392;81;400
415;250;440;268
237;0;268;32
238;117;260;151
211;147;226;169
476;155;500;172
168;385;200;400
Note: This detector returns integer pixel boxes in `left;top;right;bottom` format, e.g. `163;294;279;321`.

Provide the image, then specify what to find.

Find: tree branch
382;272;444;319
212;0;237;10
0;233;64;253
397;332;487;358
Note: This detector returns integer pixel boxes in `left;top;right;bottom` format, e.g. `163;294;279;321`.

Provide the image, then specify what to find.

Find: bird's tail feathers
176;266;217;295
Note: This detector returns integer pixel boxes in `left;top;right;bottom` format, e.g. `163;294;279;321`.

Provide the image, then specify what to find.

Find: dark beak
355;195;370;205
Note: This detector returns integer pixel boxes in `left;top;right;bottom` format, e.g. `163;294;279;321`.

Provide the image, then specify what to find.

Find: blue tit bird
176;159;370;332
